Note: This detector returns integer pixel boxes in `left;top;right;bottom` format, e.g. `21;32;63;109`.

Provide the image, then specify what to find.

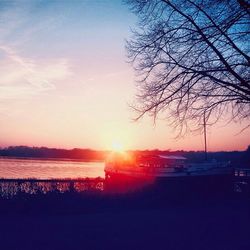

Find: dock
234;168;250;194
1;168;250;198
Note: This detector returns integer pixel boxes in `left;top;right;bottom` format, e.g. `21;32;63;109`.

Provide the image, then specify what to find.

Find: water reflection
0;178;104;198
0;158;105;179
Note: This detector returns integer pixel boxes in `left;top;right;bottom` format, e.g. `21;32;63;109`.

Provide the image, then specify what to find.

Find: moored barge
105;153;233;194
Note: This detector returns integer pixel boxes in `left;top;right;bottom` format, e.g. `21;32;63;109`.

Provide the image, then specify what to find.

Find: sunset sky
0;0;249;152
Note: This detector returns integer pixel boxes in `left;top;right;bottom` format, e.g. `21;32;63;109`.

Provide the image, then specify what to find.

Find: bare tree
126;0;250;135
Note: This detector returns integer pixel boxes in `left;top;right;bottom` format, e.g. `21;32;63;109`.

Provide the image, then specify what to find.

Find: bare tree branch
125;0;250;135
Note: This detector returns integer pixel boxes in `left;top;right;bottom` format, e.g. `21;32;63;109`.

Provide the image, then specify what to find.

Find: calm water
0;157;105;179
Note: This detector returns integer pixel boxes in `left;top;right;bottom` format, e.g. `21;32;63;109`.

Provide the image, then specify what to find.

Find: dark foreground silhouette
0;187;249;250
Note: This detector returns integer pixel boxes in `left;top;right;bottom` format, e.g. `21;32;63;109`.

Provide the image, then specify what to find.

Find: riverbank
0;191;249;250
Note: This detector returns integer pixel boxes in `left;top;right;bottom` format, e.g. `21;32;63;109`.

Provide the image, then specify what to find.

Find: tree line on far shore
0;146;106;161
0;145;249;167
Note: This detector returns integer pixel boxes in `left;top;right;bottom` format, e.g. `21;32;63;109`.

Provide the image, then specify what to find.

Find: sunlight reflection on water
0;157;105;179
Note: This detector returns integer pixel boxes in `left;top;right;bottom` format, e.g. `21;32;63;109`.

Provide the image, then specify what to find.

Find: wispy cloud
0;1;72;101
0;45;72;99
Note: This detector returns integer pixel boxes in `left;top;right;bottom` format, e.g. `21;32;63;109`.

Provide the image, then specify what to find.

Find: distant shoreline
0;146;107;161
0;145;249;167
0;156;104;163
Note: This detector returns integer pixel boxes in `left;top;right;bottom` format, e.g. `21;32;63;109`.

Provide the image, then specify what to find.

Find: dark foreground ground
0;192;249;250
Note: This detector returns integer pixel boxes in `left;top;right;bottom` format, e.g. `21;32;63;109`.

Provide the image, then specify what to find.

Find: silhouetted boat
105;154;231;178
104;153;233;194
105;113;234;194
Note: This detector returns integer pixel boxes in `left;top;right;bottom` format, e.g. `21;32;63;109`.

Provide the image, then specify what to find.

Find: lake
0;157;105;179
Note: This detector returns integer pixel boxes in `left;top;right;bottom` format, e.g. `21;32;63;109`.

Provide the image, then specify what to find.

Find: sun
111;140;124;152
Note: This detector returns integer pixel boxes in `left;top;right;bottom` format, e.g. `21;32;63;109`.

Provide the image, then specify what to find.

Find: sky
0;0;249;152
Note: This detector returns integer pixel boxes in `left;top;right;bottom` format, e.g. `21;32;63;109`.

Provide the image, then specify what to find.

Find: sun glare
111;140;124;152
